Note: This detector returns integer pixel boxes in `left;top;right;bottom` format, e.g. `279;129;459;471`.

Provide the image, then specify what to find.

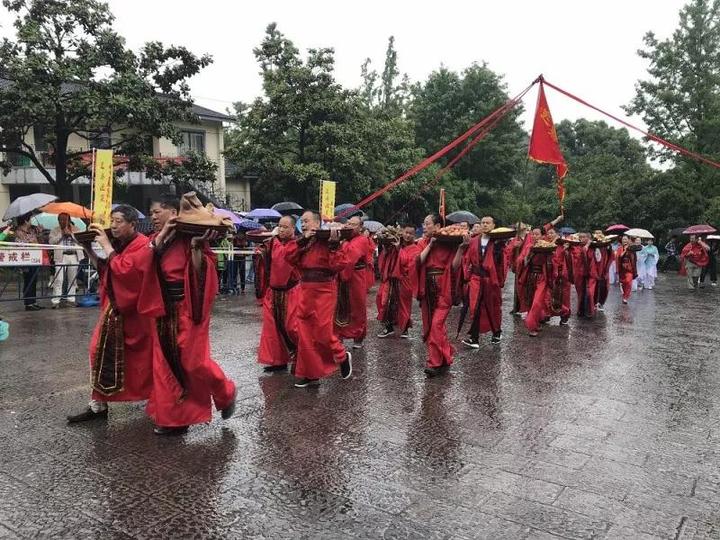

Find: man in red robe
143;194;238;435
524;228;573;336
591;230;613;311
376;234;401;337
456;215;506;347
334;216;373;348
616;235;638;304
286;211;352;388
417;214;463;377
256;216;300;372
571;232;592;318
67;206;164;424
504;223;529;315
680;235;710;290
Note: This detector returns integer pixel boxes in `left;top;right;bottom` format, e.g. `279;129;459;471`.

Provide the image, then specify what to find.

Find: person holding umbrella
13;213;46;310
641;238;659;290
48;212;81;308
615;236;638;304
680;235;710;290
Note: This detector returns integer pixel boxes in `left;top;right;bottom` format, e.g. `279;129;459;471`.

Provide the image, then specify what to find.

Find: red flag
529;82;568;208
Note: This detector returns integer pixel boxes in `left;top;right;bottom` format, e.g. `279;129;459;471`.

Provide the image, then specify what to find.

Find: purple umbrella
246;208;282;220
605;224;629;233
237;219;264;231
683;224;717;235
212;207;243;225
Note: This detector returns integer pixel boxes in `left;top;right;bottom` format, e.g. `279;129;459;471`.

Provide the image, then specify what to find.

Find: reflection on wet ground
1;274;719;538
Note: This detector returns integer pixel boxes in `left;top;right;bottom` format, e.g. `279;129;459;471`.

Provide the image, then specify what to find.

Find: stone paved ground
1;274;719;539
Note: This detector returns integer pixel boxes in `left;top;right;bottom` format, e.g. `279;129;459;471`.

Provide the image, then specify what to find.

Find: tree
625;0;720;196
0;0;214;200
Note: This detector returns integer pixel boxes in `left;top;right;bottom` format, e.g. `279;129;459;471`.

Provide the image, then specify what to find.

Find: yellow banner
319;180;336;222
92;149;114;227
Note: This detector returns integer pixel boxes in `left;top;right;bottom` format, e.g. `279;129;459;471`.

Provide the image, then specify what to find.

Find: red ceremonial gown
616;247;637;301
146;236;236;428
365;236;377;291
376;245;400;325
398;242;420;332
334;234;372;340
257;237;300;367
505;236;526;313
588;246;612;310
417;238;456;368
680;242;710;274
286;238;350;379
525;246;573;333
571;245;591;317
89;233;164;403
465;236;506;338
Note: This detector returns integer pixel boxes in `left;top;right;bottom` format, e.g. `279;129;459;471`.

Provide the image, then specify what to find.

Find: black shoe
340;352;353;379
377;328;394;338
462;338;480;349
153;425;189;436
25;304;43;311
559;318;569;326
352;339;363;349
400;329;410;339
491;332;502;344
294;378;319;388
67;406;108;424
220;388;238;420
424;367;442;378
263;364;288;373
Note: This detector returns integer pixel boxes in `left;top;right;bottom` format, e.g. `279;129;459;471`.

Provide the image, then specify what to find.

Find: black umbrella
334;203;363;218
271;201;304;215
446;211;479;225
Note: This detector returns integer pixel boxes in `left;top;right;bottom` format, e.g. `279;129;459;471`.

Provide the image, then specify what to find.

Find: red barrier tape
541;77;720;170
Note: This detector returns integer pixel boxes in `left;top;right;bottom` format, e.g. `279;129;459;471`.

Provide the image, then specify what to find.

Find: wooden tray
556;237;584;246
246;230;274;242
531;245;556;253
433;234;464;245
73;228;112;244
175;221;231;237
314;228;353;240
488;229;516;240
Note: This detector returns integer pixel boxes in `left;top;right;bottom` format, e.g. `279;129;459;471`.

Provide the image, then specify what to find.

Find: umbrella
683;224;717;235
559;226;576;235
212;207;243;225
237;219;264;231
605;224;629;233
246;208;282;220
40;201;93;219
3;193;58;220
706;234;720;241
111;203;146;219
446;211;480;225
31;212;87;231
363;220;385;233
334;203;363;218
624;228;654;239
271;201;304;215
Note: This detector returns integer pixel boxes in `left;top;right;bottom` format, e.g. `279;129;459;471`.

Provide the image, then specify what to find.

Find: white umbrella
3;193;58;220
624;228;654;239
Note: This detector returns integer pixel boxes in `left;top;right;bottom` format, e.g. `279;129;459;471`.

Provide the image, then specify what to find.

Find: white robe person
640;241;659;290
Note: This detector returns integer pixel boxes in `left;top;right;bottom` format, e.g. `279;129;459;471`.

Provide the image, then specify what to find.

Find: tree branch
0;145;56;185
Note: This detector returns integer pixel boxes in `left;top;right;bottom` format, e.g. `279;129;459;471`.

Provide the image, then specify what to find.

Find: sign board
92;149;114;227
319;180;336;222
0;248;43;266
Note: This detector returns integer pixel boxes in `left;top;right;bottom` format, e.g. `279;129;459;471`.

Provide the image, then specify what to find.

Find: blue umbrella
246;208;282;220
560;226;576;235
237;219;264;231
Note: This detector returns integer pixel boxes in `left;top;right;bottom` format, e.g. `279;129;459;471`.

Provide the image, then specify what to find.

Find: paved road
0;274;719;539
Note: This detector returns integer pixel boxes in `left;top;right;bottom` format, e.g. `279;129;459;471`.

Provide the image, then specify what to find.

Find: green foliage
0;0;215;199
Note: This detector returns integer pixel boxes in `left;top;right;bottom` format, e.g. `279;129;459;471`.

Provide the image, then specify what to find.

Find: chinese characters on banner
319;180;336;222
0;248;43;266
92;149;114;227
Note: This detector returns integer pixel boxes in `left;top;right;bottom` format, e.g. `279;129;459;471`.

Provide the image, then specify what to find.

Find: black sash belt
166;281;185;301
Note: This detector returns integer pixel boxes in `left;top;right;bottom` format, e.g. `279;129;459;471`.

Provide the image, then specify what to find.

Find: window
178;131;205;155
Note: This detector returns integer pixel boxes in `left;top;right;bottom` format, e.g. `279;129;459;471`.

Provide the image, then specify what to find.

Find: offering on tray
532;239;557;253
433;223;468;243
590;232;617;248
174;193;234;236
488;227;516;240
376;225;401;245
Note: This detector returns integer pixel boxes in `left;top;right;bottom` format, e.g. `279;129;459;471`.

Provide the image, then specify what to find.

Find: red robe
334;234;372;340
588;246;613;308
365;236;377;291
286;238;349;379
257;237;300;367
464;235;506;337
616;246;638;301
398;242;420;331
417;238;456;368
146;236;237;427
376;245;400;324
571;245;591;317
89;233;164;403
505;236;526;313
525;246;573;333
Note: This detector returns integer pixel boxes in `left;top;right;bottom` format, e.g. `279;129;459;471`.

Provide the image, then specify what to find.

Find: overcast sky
2;0;688;132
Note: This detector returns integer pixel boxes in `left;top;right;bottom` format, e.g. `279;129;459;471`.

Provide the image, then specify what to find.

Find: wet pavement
1;274;719;539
